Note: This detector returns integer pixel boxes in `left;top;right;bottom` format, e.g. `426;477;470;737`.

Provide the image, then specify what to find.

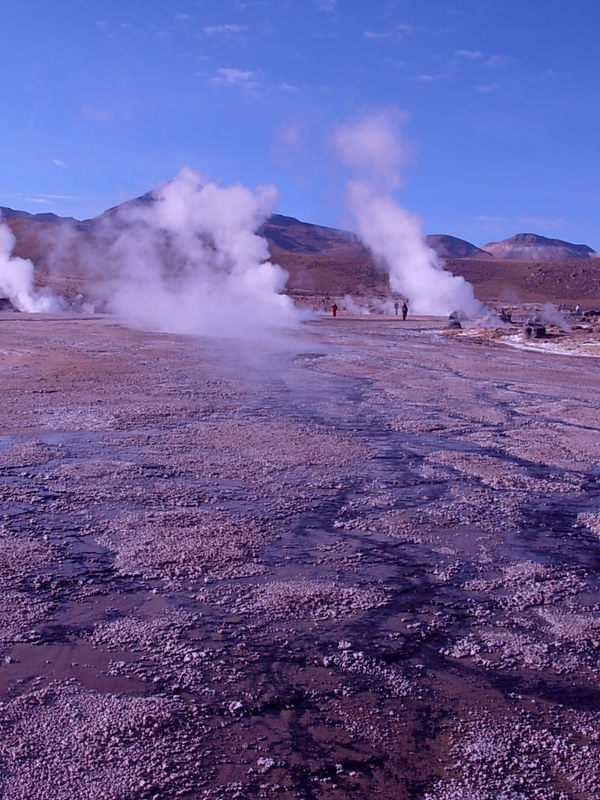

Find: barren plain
1;312;600;799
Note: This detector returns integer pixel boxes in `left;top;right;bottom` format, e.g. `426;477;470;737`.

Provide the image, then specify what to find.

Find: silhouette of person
332;302;338;318
394;301;399;316
402;301;408;321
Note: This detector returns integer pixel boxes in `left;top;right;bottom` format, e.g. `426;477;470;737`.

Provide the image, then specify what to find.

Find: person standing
401;301;408;321
332;302;338;318
394;301;399;316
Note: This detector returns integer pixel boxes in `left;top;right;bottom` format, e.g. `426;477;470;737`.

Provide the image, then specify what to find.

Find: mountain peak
484;233;596;260
425;234;492;259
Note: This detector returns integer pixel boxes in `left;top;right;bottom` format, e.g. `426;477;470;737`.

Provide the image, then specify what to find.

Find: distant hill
483;232;596;260
1;205;80;277
259;214;358;254
425;234;492;259
2;198;599;305
1;205;78;225
259;218;491;260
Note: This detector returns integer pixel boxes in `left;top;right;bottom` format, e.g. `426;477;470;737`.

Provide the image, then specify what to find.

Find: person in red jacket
332;302;338;318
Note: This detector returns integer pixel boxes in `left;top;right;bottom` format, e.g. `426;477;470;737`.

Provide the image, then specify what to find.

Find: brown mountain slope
259;214;362;255
2;202;599;306
443;257;600;304
484;232;596;260
425;234;492;259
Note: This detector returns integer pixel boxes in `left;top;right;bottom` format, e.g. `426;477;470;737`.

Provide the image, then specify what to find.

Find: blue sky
1;0;598;248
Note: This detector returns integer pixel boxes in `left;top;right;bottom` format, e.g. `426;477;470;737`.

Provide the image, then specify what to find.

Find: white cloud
363;23;412;41
476;214;506;223
453;51;509;69
278;82;297;92
518;216;566;232
314;0;337;11
175;13;190;22
52;159;68;168
204;23;246;35
476;214;566;235
210;67;259;93
477;214;505;224
475;81;500;93
485;54;509;68
474;216;505;234
25;197;52;206
455;49;483;60
417;73;443;82
23;193;77;205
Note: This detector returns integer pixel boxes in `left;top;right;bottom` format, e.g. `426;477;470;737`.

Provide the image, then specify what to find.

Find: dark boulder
524;317;546;339
447;311;462;330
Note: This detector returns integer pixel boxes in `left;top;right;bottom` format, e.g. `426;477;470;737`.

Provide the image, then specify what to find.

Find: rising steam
50;168;299;337
0;222;62;312
541;303;571;332
333;108;485;317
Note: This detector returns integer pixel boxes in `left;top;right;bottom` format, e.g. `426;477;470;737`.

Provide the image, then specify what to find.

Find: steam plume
541;302;571;332
52;168;299;337
333;108;485;317
0;222;62;312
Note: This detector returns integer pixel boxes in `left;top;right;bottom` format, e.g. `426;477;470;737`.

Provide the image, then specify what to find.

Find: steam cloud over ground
0;222;62;312
54;169;301;338
333;108;485;317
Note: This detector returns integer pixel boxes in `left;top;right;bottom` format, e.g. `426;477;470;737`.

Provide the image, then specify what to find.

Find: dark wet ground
1;313;600;799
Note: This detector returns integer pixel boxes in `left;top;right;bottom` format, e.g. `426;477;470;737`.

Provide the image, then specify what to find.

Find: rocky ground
0;311;599;799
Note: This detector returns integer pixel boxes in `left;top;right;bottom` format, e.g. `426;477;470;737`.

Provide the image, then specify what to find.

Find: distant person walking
394;301;399;316
332;302;338;318
401;301;408;321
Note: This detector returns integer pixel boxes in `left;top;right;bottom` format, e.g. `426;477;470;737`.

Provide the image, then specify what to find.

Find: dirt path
1;313;599;799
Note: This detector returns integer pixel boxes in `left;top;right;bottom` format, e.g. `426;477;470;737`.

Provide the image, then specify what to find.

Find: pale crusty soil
1;312;599;799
